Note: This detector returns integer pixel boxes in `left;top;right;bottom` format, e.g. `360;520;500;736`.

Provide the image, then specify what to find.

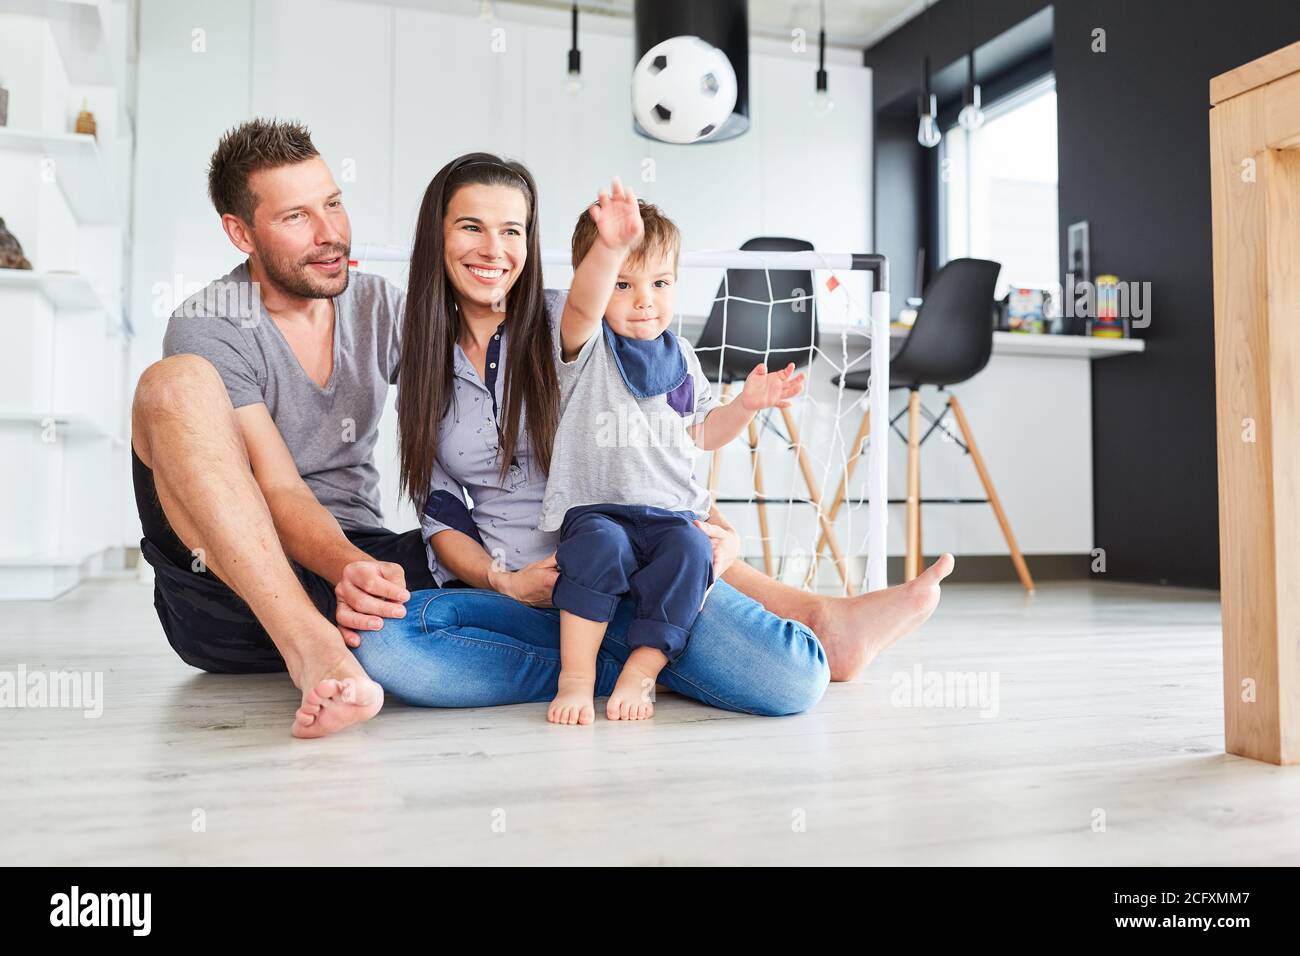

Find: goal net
352;244;890;594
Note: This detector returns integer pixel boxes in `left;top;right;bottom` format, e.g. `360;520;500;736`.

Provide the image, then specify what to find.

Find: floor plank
3;576;1294;865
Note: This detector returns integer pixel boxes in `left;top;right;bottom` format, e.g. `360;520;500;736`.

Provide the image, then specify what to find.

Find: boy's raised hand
739;362;805;411
560;177;643;359
588;177;644;252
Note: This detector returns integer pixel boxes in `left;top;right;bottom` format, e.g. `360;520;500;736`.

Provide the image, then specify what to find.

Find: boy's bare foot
288;641;384;739
549;673;596;725
811;553;956;682
607;648;666;720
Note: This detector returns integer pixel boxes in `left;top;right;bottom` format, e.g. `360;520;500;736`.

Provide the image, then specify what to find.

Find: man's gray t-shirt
537;327;717;533
161;260;404;531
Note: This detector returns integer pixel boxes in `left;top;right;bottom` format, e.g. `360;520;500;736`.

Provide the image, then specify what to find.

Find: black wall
874;112;930;301
865;0;1300;588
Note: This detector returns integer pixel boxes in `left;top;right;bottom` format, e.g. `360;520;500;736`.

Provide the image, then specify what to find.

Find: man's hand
334;560;411;648
488;553;560;607
695;519;741;581
740;361;805;412
589;177;644;253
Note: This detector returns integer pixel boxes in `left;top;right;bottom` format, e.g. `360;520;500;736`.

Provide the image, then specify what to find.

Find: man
133;119;407;738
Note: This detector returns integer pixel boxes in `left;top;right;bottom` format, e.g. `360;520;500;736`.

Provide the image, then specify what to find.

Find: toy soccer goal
352;243;890;594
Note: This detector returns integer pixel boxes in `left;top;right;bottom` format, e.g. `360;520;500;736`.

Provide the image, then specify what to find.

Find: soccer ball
631;35;739;145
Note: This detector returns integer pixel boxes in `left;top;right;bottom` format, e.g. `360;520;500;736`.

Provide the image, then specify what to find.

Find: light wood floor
2;574;1297;866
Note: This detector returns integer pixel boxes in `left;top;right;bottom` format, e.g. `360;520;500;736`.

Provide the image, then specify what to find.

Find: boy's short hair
207;118;320;223
571;199;681;274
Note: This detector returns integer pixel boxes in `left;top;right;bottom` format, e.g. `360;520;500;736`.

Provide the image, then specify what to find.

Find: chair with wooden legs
828;257;1035;593
696;237;855;592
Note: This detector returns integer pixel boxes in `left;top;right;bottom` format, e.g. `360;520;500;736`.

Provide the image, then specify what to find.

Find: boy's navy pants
552;503;714;662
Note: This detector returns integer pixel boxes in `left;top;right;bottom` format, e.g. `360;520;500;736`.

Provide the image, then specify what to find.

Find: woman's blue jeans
354;580;829;716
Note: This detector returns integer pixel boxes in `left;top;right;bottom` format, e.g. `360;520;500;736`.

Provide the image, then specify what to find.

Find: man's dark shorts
132;446;436;674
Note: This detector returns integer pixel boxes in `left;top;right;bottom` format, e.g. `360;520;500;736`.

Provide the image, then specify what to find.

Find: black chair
827;257;1034;591
695;237;852;590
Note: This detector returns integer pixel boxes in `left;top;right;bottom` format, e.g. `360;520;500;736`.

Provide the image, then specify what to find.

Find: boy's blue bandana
603;320;694;416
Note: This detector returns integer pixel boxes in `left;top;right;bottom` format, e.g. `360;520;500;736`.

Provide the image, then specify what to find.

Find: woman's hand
695;519;741;581
489;552;560;607
589;177;644;252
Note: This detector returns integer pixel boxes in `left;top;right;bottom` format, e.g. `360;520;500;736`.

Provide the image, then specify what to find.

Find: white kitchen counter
891;326;1146;360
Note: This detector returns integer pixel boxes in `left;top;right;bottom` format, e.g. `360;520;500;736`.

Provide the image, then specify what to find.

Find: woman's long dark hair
397;152;559;508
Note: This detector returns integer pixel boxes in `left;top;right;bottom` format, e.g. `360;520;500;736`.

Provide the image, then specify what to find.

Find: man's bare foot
288;640;384;739
607;649;665;721
549;673;595;725
811;553;955;682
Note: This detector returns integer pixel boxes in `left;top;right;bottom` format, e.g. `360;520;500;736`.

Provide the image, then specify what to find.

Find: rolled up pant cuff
627;619;691;662
552;574;621;623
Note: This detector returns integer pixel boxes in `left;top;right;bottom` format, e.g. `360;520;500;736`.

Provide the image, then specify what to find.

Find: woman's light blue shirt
419;288;568;584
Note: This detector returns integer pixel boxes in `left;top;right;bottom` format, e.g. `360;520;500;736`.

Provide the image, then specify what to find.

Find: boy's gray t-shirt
161;260;404;531
538;326;718;532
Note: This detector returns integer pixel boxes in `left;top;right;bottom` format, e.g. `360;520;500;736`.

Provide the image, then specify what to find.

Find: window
940;75;1058;295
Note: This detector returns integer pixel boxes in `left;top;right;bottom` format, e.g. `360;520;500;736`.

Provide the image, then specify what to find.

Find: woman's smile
465;262;508;284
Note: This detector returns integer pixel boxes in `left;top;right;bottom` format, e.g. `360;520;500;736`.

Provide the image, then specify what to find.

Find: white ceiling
484;0;925;49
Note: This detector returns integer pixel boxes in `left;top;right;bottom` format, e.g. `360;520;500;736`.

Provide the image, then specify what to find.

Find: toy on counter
1088;274;1128;338
1005;287;1050;334
897;295;924;327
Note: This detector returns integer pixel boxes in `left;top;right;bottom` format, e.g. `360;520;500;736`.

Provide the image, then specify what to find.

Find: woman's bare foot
549;673;596;725
810;554;955;682
289;643;384;739
607;648;666;720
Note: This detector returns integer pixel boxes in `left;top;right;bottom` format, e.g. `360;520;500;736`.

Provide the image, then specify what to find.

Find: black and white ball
632;35;738;145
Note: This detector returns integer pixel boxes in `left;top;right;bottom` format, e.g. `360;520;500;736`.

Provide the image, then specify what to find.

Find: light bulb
958;84;984;130
917;113;941;148
812;90;835;115
565;72;583;95
957;103;984;129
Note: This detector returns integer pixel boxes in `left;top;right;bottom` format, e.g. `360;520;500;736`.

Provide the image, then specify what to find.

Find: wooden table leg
1210;46;1300;763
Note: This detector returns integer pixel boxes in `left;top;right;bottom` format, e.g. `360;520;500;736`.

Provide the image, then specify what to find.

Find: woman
346;152;953;715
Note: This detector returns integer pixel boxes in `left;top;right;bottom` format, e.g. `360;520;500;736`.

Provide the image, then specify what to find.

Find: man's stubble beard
256;239;351;299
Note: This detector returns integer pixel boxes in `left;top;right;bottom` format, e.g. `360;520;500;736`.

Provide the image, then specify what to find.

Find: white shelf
0;127;124;225
0;0;119;87
0;409;120;441
0;545;120;600
0;548;105;567
0;267;101;308
0;268;128;333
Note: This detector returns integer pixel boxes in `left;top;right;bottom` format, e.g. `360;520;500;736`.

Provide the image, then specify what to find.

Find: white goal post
351;243;891;593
